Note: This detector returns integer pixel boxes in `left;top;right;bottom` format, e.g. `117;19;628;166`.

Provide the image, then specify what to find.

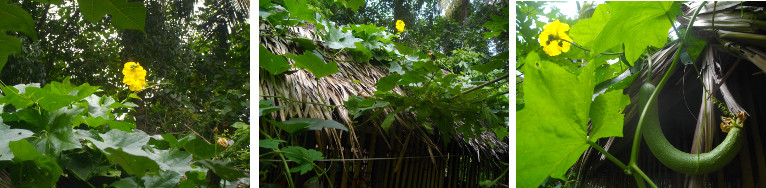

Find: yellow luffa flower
396;20;405;32
538;20;572;56
122;62;147;91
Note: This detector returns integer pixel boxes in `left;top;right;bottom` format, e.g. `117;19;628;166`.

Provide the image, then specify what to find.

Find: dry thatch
258;21;507;168
574;2;766;187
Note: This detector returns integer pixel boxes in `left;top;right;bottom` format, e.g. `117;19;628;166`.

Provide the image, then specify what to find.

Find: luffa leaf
323;20;363;49
284;51;339;78
571;2;677;63
517;51;627;187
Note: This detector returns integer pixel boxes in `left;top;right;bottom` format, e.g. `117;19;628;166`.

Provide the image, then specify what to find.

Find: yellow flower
396;20;405;32
122;62;147;91
538;20;572;56
217;137;228;149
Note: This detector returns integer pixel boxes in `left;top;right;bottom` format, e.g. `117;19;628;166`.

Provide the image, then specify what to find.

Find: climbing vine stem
630;1;707;186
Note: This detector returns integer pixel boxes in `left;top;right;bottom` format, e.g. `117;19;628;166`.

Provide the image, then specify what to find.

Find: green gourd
639;83;744;174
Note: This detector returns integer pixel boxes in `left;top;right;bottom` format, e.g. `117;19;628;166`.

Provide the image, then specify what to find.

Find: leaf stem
631;164;658;188
563;40;624;56
450;73;509;100
587;140;629;171
261;95;343;108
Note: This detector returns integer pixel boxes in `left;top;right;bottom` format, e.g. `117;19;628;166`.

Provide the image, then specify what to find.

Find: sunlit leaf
376;74;401;92
324;20;363;49
0;4;37;40
588;90;629;141
0;121;34;161
78;0;147;32
282;0;315;23
260;45;292;75
284;51;339;78
516;51;596;187
587;2;676;63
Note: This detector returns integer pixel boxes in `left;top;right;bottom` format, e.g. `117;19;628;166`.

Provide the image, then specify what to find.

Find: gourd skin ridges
640;83;744;174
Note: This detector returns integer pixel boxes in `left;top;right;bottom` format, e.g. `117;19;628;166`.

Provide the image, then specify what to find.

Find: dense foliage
516;1;715;187
0;0;249;187
260;0;509;187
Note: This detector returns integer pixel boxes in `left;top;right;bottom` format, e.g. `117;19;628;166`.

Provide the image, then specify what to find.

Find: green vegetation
0;0;249;187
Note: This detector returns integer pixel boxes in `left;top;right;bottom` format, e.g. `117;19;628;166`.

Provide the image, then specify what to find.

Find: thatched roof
574;2;766;187
258;22;507;164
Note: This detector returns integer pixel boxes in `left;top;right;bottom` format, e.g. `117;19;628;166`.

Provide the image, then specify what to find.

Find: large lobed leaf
516;52;629;187
78;0;146;32
0;121;34;161
284;51;340;78
570;2;677;63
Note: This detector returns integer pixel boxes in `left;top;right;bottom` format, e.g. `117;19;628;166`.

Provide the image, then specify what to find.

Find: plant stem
260;128;295;188
450;73;509;100
629;2;707;188
633;173;646;188
587;140;629;171
491;167;509;184
631;164;658;188
261;95;343;108
563;40;624;56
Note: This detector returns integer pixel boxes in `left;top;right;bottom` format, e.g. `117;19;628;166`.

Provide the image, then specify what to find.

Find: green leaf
104;147;160;177
0;121;34;161
288;37;318;51
492;125;508;141
183;134;220;160
61;151;101;180
323;20;363;49
351;42;373;62
194;159;246;180
260;139;286;149
393;42;413;55
161;134;180;149
111;177;139;188
282;0;315;23
516;51;597;187
381;107;404;134
336;0;365;12
376;74;402;92
83;94;117;118
283;118;349;131
588;90;630;141
0;4;37;40
284;51;339;78
9;139;42;161
266;119;320;134
36;107;84;157
0;35;21;73
588;2;676;63
569;3;611;51
281;146;323;175
83;129;149;156
472;51;508;74
142;170;181;187
25;87;77;113
9;139;62;186
154;149;195;175
78;0;146;32
259;45;291;75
